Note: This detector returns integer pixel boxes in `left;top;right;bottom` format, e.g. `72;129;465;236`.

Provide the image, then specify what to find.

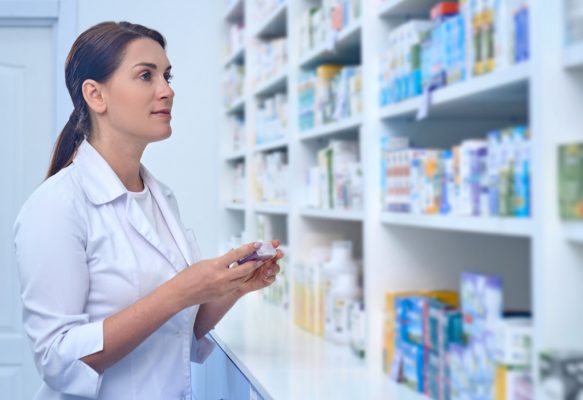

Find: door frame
0;0;77;138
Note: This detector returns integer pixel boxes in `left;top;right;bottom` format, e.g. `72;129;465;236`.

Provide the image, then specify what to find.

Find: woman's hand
239;240;284;295
167;242;263;310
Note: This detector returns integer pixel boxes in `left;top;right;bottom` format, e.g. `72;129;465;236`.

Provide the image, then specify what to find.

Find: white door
0;26;55;399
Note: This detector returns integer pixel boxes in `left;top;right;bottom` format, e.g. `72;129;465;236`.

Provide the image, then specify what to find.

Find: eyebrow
132;62;172;71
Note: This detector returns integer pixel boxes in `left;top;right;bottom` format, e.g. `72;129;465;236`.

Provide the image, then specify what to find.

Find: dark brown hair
47;21;166;178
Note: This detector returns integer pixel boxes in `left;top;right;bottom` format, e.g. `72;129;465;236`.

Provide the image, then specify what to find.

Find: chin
149;128;172;143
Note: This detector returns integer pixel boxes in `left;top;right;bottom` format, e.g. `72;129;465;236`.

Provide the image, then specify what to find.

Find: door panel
0;26;55;400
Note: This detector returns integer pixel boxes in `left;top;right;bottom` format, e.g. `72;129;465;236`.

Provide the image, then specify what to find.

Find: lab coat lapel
141;167;194;268
125;197;184;272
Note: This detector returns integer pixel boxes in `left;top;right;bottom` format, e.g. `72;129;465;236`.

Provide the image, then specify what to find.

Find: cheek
109;88;149;125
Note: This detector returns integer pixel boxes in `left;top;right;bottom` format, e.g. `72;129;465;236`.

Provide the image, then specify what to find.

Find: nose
159;79;175;101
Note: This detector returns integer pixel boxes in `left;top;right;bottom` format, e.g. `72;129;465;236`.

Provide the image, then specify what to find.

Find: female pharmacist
13;21;283;400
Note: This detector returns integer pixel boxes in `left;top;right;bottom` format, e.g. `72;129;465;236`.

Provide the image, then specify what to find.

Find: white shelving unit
223;149;246;161
381;213;533;238
225;202;247;211
224;0;244;22
254;203;289;215
298;116;363;141
300;207;364;222
224;45;245;68
379;62;530;120
253;137;288;153
215;1;583;399
299;20;362;68
378;0;441;18
252;2;287;38
226;96;245;114
253;68;288;98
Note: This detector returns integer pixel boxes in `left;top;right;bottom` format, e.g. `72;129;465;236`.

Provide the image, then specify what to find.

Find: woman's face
101;38;174;145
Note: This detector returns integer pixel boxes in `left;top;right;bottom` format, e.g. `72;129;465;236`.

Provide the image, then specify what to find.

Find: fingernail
266;268;273;276
254;242;262;249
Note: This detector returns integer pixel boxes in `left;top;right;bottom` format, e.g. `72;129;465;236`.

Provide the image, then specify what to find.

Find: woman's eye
165;73;174;83
140;71;152;81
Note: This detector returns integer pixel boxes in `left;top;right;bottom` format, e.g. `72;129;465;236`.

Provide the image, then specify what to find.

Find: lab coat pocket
185;228;202;263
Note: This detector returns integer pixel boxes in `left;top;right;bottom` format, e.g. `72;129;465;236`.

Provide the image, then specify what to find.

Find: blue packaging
400;340;425;392
512;126;530;218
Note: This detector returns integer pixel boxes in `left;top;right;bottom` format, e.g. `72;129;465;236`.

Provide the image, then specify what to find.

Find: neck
89;133;146;192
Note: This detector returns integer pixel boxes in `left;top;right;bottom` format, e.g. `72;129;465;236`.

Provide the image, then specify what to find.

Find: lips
152;108;171;117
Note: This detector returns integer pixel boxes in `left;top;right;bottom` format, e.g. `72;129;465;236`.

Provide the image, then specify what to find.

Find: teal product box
460;272;503;343
425;300;463;353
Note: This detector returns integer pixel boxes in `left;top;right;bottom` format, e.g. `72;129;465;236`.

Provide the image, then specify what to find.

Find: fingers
261;263;280;280
220;242;261;266
227;259;259;280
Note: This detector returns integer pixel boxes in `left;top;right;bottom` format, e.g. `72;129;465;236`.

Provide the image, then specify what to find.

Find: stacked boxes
298;0;361;58
251;37;288;88
381;125;531;218
307;140;363;211
383;273;533;400
223;63;245;108
379;0;530;107
255;93;288;145
254;150;288;204
298;65;363;132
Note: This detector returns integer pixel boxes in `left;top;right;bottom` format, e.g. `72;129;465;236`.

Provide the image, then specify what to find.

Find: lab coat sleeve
14;193;104;399
190;334;215;363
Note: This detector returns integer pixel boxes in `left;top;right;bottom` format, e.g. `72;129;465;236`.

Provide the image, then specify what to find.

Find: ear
81;79;107;114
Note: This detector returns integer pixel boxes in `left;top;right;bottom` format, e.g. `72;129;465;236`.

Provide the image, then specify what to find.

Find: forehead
119;37;170;68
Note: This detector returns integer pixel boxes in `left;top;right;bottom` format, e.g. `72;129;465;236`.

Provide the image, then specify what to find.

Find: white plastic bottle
321;241;360;340
329;272;362;345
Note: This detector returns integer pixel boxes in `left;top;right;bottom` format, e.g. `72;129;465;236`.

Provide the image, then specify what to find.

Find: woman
13;21;282;400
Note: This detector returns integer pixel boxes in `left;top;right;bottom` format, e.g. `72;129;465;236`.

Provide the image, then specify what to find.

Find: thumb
219;242;261;266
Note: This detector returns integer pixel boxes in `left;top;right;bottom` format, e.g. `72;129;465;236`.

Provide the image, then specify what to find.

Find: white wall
77;0;222;257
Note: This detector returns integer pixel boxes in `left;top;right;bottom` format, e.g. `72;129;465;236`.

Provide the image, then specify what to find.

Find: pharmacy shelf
380;62;530;120
224;0;244;22
378;0;441;18
253;2;287;38
299;207;364;222
381;212;533;238
211;295;395;400
223;149;246;161
226;96;245;114
254;203;289;215
299;20;362;69
564;42;583;70
225;202;246;211
562;221;583;243
253;69;288;98
298;116;362;142
253;137;288;153
224;46;245;68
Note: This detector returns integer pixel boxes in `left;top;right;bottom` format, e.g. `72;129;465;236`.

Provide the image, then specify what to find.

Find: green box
558;143;583;220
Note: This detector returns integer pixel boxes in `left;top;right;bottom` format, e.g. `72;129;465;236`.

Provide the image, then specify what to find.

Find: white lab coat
14;140;213;400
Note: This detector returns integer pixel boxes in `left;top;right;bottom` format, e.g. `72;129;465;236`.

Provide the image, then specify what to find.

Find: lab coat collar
73;140;193;268
73;140;128;206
